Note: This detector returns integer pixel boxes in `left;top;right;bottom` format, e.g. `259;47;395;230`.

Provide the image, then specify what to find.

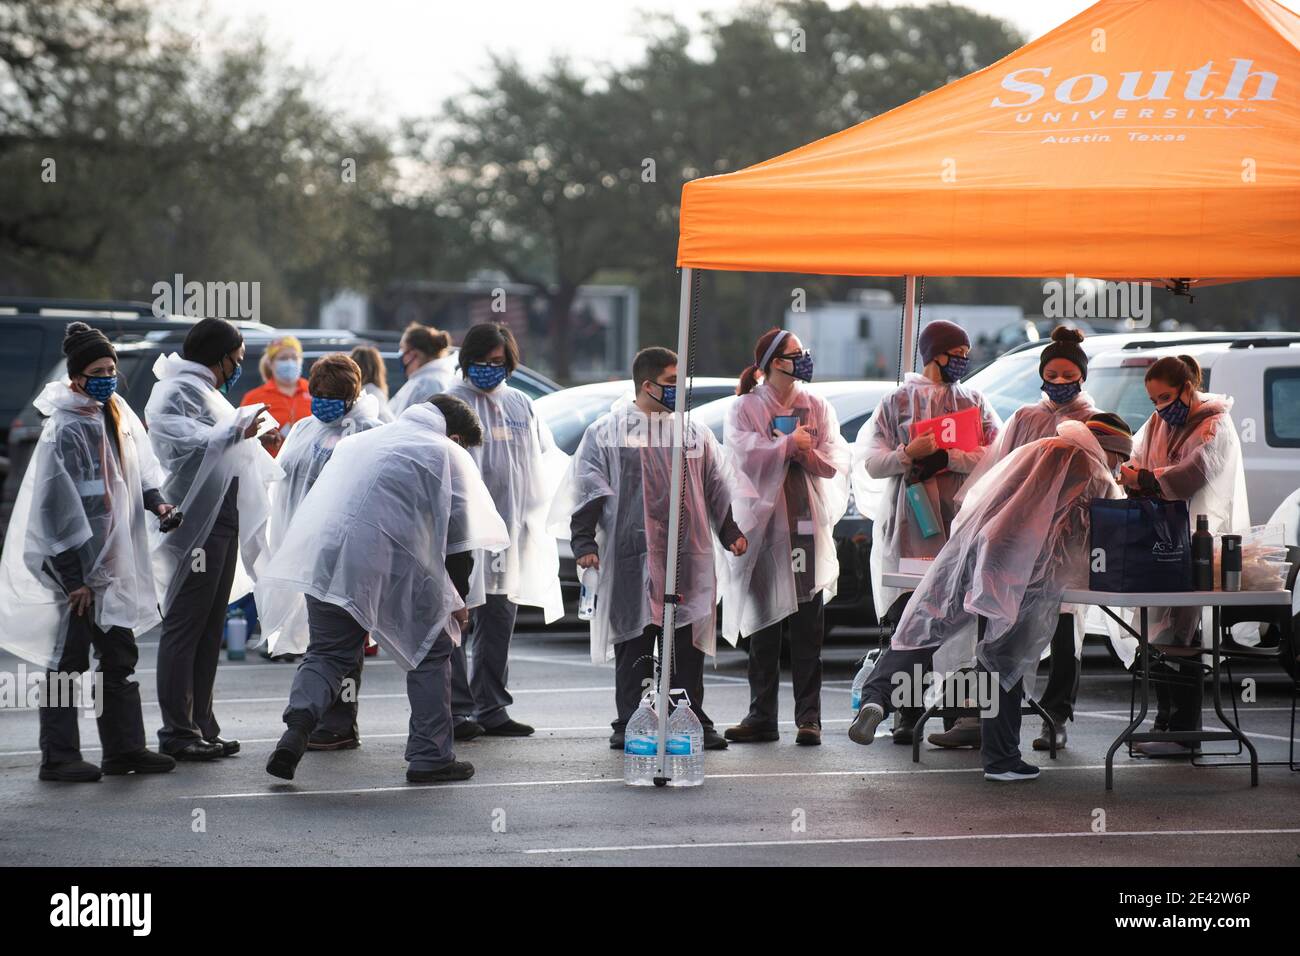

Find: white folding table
881;572;1293;789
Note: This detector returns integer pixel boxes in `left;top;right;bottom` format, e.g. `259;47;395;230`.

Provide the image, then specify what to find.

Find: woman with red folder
850;319;1000;745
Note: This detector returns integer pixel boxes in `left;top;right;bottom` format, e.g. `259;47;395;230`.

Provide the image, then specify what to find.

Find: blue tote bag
1089;497;1193;593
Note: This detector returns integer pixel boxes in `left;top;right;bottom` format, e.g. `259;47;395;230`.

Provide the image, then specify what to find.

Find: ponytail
1146;354;1202;392
102;394;124;462
1176;354;1203;390
738;327;785;396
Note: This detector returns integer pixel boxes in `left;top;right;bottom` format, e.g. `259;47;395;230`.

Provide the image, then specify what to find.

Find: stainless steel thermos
1220;533;1242;592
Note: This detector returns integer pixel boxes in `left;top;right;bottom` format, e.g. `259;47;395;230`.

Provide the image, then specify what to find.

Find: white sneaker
848;702;886;745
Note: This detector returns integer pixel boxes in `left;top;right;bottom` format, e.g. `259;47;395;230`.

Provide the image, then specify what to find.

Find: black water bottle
1192;514;1214;591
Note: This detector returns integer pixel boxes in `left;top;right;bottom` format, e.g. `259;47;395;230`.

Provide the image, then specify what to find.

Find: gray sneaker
848;702;886;745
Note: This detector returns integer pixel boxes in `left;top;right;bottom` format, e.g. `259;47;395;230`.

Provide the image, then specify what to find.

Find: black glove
908;448;949;484
1136;468;1162;497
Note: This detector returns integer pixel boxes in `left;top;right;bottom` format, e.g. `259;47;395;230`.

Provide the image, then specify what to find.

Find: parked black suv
0;298;256;452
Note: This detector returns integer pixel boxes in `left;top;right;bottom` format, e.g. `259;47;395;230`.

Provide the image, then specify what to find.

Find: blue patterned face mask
940;353;970;383
312;396;348;423
1042;380;1082;404
791;351;815;383
652;382;676;410
467;363;508;390
1156;394;1190;428
83;376;117;403
220;360;242;394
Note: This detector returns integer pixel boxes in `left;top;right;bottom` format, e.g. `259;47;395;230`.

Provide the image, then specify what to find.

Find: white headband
758;330;792;372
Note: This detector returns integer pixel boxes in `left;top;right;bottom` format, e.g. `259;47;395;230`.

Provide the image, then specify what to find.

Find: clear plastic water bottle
666;690;704;787
578;566;599;621
623;695;659;786
851;649;877;713
225;611;247;661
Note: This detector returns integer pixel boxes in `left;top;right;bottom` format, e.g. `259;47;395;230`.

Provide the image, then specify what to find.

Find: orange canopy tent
650;0;1300;784
676;0;1300;281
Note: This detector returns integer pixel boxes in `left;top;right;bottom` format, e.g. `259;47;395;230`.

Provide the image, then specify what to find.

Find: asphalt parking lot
2;629;1298;867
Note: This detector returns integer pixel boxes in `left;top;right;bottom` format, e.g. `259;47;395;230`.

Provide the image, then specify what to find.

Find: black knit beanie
1039;325;1089;380
183;318;244;366
918;320;970;366
63;322;115;377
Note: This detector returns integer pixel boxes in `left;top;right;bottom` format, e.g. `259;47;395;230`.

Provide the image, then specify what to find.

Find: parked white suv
968;332;1300;526
1086;336;1300;524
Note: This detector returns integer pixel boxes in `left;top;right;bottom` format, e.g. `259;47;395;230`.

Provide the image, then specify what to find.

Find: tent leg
901;274;918;376
654;266;694;785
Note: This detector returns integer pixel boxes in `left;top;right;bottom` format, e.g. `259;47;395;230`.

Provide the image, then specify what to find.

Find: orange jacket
240;379;311;457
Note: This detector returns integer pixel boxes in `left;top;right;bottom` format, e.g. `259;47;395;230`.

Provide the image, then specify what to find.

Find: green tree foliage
0;0;399;322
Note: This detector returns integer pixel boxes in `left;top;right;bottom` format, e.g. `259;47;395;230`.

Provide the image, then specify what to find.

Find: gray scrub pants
862;647;1027;771
287;596;456;771
859;642;937;716
40;616;146;765
612;624;712;732
156;520;239;753
450;593;517;729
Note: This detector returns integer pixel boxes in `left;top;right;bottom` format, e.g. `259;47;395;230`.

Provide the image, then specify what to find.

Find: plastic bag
1228;524;1290;592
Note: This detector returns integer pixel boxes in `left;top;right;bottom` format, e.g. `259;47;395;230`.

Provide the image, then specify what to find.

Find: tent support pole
655;266;694;785
901;274;918;376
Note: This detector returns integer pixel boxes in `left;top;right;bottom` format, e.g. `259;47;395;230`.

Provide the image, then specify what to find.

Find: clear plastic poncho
720;382;851;640
547;397;738;663
145;353;283;615
255;392;387;655
959;392;1096;499
0;384;165;669
256;403;509;670
445;379;568;622
1119;393;1250;649
387;356;458;418
958;391;1100;659
891;420;1123;690
852;374;1001;621
363;383;396;423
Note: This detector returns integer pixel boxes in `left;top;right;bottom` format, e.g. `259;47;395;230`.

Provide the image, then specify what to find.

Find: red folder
909;405;982;452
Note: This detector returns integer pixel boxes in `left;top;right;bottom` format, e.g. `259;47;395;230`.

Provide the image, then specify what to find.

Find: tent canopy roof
676;0;1300;281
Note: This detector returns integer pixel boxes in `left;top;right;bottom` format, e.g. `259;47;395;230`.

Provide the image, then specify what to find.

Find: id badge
797;519;815;537
492;425;510;442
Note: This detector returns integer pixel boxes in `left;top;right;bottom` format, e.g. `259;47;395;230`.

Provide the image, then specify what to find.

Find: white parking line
182;760;1174;801
0;680;781;720
0;718;856;758
522;826;1300;855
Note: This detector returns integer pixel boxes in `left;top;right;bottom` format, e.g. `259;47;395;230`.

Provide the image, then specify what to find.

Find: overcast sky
171;0;1094;126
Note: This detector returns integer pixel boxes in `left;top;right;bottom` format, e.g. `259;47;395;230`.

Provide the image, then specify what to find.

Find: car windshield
536;388;628;454
964;349;1046;422
536;382;737;455
1087;365;1191;433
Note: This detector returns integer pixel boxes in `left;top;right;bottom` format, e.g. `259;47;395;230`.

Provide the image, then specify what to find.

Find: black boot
101;749;177;775
39;759;102;783
266;717;312;780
